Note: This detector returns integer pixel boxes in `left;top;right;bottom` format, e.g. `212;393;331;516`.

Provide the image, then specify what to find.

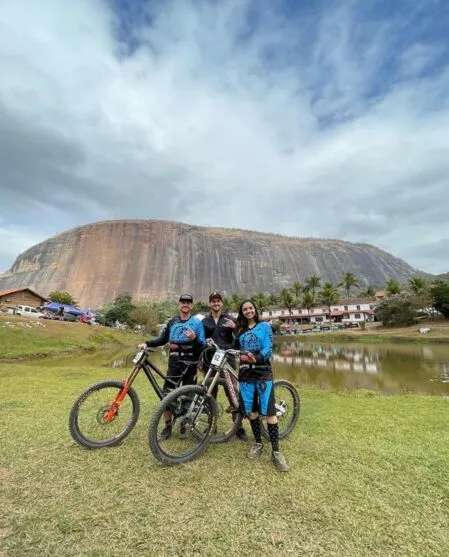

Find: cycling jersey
145;315;206;393
146;315;206;363
234;321;273;382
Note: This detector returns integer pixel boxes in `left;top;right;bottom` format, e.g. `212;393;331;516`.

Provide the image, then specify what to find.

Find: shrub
430;283;449;318
374;297;420;327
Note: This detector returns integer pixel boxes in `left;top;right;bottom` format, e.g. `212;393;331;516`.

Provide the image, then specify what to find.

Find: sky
1;0;449;274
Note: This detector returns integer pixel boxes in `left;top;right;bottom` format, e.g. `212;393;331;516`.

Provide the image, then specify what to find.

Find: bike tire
148;385;217;465
205;378;243;444
69;380;140;449
261;379;300;440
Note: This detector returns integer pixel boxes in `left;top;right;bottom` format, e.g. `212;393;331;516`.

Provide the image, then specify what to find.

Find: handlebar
203;339;250;358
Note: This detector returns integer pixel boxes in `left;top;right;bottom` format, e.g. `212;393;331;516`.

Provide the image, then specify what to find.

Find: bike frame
200;344;240;410
104;349;193;421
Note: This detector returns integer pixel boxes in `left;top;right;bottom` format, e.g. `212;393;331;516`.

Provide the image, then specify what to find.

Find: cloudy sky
1;0;448;274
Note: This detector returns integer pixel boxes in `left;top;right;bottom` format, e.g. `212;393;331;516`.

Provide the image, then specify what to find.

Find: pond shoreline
275;322;449;344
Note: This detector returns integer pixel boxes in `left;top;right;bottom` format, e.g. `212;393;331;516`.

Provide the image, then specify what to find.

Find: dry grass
1;352;449;556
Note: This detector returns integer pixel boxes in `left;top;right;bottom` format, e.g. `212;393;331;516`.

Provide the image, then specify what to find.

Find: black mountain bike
148;341;300;465
69;348;194;449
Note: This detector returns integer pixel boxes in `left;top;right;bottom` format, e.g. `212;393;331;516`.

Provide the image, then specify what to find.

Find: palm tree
290;281;303;298
268;292;279;306
280;289;295;315
305;275;321;296
251;292;269;312
318;282;340;322
408;276;427;295
222;296;232;311
339;272;359;299
301;291;315;321
358;284;375;297
230;293;245;312
385;279;400;296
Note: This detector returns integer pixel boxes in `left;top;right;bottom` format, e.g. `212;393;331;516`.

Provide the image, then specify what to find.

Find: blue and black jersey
146;315;206;363
234;321;273;382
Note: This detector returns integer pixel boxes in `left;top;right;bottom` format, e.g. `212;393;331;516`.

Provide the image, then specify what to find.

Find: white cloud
0;0;448;274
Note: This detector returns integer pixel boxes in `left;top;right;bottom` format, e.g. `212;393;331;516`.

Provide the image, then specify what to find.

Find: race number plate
211;350;225;366
133;351;144;364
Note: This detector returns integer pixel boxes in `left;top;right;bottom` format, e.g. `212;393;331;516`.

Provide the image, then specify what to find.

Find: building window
268;311;272;316
369;305;374;310
344;305;348;311
315;317;323;322
356;305;360;310
354;313;361;319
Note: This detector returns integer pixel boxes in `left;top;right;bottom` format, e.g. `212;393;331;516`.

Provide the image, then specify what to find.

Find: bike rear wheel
148;385;217;465
69;380;140;448
205;378;243;444
261;379;300;440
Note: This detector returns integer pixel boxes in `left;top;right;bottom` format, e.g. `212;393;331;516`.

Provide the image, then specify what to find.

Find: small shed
0;288;48;309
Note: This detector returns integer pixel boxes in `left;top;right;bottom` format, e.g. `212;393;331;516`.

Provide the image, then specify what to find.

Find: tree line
47;272;449;331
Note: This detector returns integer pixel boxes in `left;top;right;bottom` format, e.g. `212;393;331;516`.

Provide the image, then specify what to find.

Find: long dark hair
236;299;260;335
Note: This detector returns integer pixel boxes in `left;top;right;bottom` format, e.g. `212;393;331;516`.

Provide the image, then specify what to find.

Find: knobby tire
260;379;300;440
69;380;140;449
148;385;217;465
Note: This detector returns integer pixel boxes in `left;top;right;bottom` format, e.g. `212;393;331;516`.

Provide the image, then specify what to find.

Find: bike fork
104;365;140;422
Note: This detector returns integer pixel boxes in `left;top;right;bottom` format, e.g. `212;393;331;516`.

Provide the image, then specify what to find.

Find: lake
272;341;449;396
103;341;449;397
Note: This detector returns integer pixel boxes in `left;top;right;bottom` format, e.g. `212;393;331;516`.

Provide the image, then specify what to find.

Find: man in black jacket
201;291;248;441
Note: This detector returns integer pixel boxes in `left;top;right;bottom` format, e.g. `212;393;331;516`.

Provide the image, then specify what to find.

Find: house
0;288;48;310
262;297;377;326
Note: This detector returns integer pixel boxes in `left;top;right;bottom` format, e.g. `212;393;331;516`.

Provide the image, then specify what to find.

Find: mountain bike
148;341;300;465
69;348;195;449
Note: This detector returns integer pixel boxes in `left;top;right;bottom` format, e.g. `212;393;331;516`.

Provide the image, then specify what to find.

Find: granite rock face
0;220;419;307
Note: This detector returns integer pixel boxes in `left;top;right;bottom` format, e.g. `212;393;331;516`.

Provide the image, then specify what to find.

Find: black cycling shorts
163;360;197;393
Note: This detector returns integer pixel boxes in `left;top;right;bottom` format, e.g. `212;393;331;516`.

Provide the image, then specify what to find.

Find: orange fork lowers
103;383;130;422
102;362;141;422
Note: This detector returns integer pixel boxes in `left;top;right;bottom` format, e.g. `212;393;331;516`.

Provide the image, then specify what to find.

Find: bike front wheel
261;379;300;440
69;380;140;448
148;385;217;465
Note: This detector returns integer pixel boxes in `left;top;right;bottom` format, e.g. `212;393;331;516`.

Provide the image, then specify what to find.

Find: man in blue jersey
138;293;205;440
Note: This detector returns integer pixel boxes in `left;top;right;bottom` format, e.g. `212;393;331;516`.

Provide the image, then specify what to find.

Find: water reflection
273;341;449;396
101;343;449;396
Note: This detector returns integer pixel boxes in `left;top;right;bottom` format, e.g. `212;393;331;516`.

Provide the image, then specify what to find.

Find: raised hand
184;328;196;340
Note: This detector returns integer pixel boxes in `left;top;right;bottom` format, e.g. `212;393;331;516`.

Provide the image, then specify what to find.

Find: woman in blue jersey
235;300;289;472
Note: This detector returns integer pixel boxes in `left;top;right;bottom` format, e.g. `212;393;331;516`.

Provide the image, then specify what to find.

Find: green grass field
0;314;139;359
1;350;448;556
284;321;449;344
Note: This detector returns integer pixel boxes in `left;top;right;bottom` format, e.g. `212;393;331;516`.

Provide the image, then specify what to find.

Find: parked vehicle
15;305;45;319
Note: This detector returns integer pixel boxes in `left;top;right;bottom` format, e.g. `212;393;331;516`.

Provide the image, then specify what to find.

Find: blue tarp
41;302;84;316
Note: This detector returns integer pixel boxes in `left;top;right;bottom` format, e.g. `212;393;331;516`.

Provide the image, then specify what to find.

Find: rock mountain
0;220;419;307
